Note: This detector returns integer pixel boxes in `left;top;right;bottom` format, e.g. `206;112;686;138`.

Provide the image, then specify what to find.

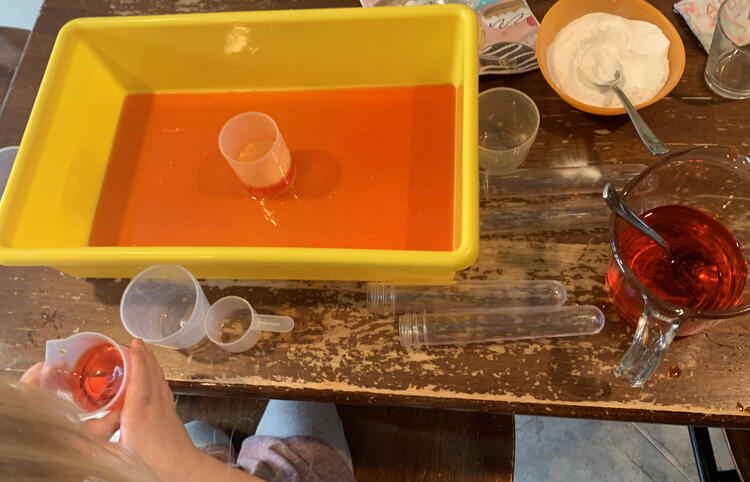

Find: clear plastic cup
42;332;130;418
203;296;294;353
478;87;540;172
120;265;209;349
367;280;567;316
398;305;605;348
218;112;296;198
704;0;750;99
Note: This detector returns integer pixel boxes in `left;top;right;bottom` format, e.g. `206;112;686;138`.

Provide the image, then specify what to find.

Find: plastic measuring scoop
398;305;605;348
204;296;294;353
120;265;210;349
480;164;647;201
42;332;130;418
218;111;295;198
367;280;567;316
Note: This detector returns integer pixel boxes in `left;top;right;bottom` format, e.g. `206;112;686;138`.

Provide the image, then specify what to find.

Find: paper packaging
674;0;722;53
476;0;540;74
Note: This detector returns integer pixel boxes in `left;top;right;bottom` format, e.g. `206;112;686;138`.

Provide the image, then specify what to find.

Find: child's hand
118;339;203;479
19;360;121;440
19;361;43;386
22;340;261;481
19;340;198;471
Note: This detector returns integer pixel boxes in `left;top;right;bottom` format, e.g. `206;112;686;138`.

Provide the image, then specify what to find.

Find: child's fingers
19;362;43;386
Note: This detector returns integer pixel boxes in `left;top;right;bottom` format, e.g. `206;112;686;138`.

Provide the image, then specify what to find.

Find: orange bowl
536;0;686;116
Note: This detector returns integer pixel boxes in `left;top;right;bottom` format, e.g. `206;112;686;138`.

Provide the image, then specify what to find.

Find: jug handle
614;302;681;387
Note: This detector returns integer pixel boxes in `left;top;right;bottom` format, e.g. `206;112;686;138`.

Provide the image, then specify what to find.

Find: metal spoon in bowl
583;69;670;156
602;182;673;260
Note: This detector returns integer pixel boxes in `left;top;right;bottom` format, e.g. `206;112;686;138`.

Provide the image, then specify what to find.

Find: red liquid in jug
68;343;125;411
607;205;747;326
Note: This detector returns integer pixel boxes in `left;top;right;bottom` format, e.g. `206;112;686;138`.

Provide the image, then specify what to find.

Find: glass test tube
480;198;611;234
480;164;647;201
398;305;605;348
367;280;567;316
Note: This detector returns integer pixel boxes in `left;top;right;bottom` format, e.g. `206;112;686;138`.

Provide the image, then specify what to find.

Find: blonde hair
0;381;160;482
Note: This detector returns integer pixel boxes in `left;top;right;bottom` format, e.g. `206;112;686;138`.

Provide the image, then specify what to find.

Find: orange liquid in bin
89;86;456;251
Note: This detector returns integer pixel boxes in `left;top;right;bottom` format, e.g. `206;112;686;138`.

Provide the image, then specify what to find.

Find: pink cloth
196;434;356;482
236;435;356;482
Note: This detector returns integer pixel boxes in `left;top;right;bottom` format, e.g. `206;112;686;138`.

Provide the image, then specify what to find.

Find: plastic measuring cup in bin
218;112;296;198
120;265;210;349
367;280;567;316
398;305;605;348
42;332;130;418
204;296;294;353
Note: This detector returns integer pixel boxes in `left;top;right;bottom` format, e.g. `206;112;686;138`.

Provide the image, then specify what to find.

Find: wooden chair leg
725;428;750;482
689;426;741;482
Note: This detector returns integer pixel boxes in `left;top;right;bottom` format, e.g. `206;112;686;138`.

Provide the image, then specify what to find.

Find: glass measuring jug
607;146;750;386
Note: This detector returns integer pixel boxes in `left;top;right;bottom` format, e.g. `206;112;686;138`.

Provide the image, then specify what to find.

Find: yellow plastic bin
0;6;478;280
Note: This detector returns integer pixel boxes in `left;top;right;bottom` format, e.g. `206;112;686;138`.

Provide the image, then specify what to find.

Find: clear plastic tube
398;305;605;348
367;280;567;316
480;164;647;201
480;198;611;234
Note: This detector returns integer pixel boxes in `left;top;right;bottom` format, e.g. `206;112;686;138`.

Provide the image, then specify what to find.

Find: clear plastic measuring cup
120;265;210;349
478;87;540;172
42;332;129;418
218;112;295;198
204;296;294;353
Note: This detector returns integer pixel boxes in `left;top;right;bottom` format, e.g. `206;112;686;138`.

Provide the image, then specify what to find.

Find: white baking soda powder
547;12;670;108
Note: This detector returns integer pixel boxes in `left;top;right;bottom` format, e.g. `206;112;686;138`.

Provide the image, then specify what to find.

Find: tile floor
515;416;737;481
0;0;44;30
0;2;742;480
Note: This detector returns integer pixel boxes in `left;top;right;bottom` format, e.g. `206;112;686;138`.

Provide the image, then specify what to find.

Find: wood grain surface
1;0;749;427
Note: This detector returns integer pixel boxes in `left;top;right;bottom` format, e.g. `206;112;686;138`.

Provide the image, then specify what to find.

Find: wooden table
1;0;749;428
